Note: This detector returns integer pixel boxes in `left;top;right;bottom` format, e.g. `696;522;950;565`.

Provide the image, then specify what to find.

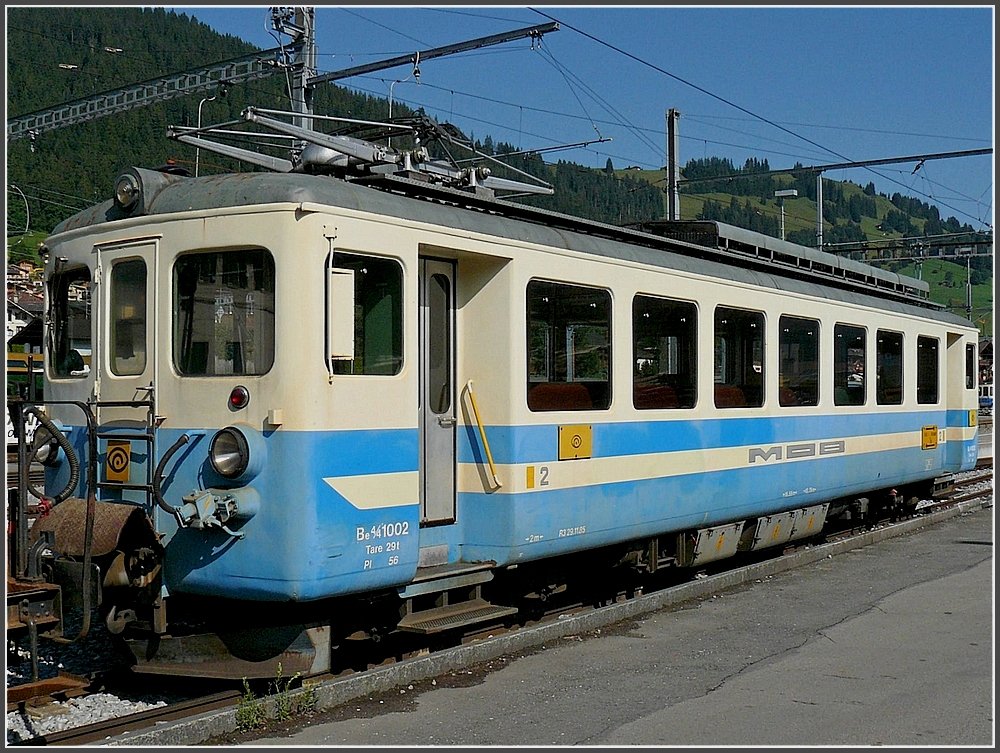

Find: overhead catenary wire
17;9;976;213
684;112;992;145
9;8;991;238
528;7;992;230
7;185;31;236
528;8;859;164
344;75;834;172
360;70;989;224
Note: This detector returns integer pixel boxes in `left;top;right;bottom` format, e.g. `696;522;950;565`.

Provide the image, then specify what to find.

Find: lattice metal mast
6;46;289;142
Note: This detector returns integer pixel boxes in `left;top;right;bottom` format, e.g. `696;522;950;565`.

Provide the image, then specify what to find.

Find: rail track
8;459;992;746
8;689;242;746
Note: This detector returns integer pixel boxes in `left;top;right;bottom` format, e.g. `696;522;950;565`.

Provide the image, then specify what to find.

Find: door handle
437;416;456;427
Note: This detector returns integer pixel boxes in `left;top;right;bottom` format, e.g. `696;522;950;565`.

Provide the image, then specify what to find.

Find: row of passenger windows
52;252;975;414
53;250;406;380
526;279;973;412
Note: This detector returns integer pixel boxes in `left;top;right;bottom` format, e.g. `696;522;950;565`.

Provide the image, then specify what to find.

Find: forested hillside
5;7;991;334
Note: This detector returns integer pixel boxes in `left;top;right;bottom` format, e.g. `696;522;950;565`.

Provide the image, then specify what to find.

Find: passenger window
48;265;92;378
966;343;976;390
778;316;819;406
173;249;275;376
714;307;764;408
527;280;611;411
876;330;904;405
834;324;866;406
329;252;403;376
110;259;147;376
633;295;696;409
917;336;939;404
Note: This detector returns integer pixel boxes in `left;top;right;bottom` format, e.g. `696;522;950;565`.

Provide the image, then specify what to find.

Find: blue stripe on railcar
456;444;952;565
52;408;973;603
162;411;973;598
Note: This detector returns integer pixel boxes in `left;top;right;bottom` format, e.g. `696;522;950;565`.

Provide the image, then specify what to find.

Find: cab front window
48;265;92;378
173;249;275;376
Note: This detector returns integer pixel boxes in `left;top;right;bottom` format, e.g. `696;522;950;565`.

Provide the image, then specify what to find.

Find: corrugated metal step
411;561;495;583
396;599;518;635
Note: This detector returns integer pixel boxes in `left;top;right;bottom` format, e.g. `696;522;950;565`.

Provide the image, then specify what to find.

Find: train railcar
7;114;980;679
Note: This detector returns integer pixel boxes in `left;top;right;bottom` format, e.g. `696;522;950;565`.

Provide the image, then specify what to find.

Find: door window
110;259;147;375
427;273;452;414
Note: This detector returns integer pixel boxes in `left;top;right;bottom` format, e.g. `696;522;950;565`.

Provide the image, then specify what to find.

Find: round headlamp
209;427;250;479
114;173;140;211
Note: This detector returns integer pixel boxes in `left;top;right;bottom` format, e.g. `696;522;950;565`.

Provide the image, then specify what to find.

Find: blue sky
174;5;994;233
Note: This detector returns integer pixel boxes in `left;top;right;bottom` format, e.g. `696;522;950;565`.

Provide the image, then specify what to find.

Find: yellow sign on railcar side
921;425;938;451
105;440;131;483
558;424;592;460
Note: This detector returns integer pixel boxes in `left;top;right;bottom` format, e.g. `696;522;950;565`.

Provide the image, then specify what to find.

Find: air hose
23;406;80;506
153;433;191;523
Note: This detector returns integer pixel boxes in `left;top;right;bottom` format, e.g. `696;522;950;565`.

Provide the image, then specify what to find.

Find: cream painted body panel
43;199;979;439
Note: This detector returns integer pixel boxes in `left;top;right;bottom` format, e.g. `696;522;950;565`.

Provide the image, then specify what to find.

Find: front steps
396;561;517;635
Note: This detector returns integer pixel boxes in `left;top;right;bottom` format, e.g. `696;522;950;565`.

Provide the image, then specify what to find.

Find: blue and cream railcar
29;165;979;676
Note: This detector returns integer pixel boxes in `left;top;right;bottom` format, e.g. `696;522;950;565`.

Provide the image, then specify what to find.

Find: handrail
465;380;502;490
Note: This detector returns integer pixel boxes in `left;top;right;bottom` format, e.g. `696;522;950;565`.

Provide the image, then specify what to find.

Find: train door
94;241;157;501
418;258;457;525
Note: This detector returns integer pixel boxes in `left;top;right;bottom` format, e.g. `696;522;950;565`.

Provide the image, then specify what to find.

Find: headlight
209;427;250;479
114;173;140;211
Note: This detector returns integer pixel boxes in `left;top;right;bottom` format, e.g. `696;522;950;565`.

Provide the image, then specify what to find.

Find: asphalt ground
111;496;994;748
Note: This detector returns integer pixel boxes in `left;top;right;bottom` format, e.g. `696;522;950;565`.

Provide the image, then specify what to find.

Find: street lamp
774;189;798;241
195;95;217;177
387;54;420;148
196;86;228;177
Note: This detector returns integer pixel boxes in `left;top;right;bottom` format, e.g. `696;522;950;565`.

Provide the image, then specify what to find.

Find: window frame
526;278;612;412
834;323;867;407
916;335;940;405
778;315;820;407
172;247;276;377
327;250;404;377
47;264;92;380
965;343;977;390
632;293;698;410
713;306;765;409
875;329;905;406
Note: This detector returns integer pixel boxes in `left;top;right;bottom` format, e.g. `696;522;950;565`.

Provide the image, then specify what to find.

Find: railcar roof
51;169;971;329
